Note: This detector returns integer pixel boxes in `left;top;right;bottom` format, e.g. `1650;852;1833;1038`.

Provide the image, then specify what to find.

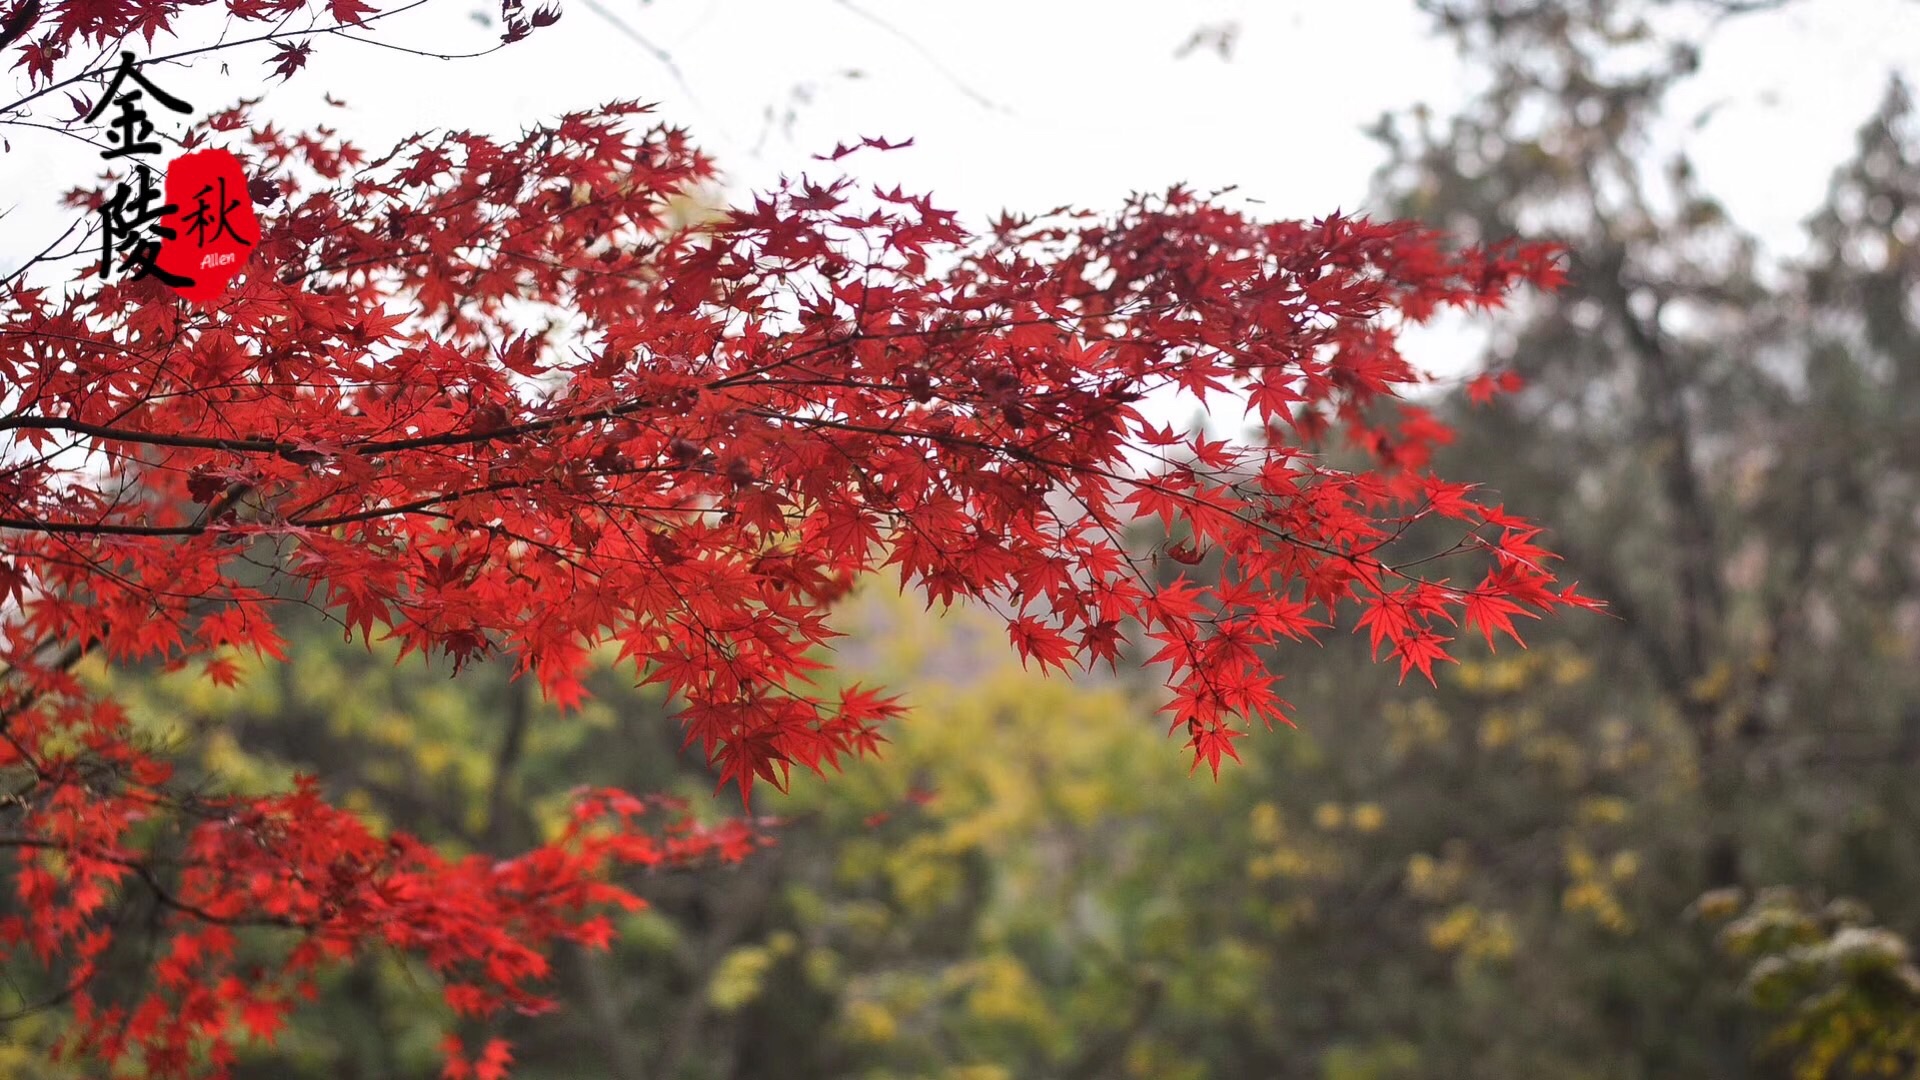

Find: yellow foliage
842;999;898;1045
1427;907;1475;951
1577;796;1631;827
340;788;392;836
1425;905;1516;962
1264;897;1318;932
201;729;282;795
1350;803;1386;833
1385;699;1450;757
1688;662;1734;705
707;946;775;1012
1566;844;1596;879
1455;643;1594;697
804;948;843;991
1478;711;1514;750
836;900;893;940
1693;887;1745;923
942;1067;1013;1080
1551;650;1595;686
0;1010;63;1079
1248;849;1304;881
1406;846;1470;900
962;955;1051;1031
618;909;681;955
1324;1041;1422;1080
414;739;452;778
1057;777;1110;825
1472;915;1518;962
1250;801;1283;844
1562;842;1636;934
1199;940;1266;1012
1461;655;1534;694
1125;1040;1207;1080
889;836;967;915
1248;836;1345;883
1522;732;1587;786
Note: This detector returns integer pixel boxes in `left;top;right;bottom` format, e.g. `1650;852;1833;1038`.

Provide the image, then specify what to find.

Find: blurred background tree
1354;0;1920;1074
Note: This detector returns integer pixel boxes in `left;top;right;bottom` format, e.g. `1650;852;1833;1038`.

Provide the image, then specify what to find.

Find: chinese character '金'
84;51;193;161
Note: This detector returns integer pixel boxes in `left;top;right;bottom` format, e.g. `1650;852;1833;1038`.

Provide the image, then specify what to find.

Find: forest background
7;0;1920;1077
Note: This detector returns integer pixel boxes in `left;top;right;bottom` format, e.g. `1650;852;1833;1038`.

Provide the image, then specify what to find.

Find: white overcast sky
301;0;1920;246
4;0;1918;379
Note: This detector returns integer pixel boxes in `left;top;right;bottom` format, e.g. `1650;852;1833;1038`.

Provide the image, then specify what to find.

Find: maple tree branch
1594;249;1726;685
825;0;1009;114
1558;537;1686;697
126;853;309;930
0;836;307;928
481;676;533;851
0;0;436;118
0;302;1162;470
570;945;650;1080
0;415;298;452
571;0;697;112
0;484;254;727
0;471;565;537
0;213;88;290
652;848;783;1078
0;963;93;1024
0;393;672;458
732;404;1492;599
0;516;219;536
323;24;504;61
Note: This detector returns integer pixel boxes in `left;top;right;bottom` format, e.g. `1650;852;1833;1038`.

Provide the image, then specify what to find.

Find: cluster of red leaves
12;765;756;1075
3;0;386;90
0;83;1593;1079
0;0;578;93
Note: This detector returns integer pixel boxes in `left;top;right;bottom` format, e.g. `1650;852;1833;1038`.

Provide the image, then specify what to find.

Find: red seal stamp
156;148;257;301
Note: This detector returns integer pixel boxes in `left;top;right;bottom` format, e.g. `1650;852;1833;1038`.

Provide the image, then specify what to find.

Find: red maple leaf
1391;627;1458;686
475;1038;514;1080
1463;578;1539;651
266;40;310;80
237;996;288;1043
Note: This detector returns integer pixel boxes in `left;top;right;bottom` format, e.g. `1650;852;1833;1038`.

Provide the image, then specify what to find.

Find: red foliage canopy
1;3;1596;1074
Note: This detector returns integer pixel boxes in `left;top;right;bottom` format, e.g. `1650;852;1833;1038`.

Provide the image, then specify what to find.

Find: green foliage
1713;890;1920;1079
